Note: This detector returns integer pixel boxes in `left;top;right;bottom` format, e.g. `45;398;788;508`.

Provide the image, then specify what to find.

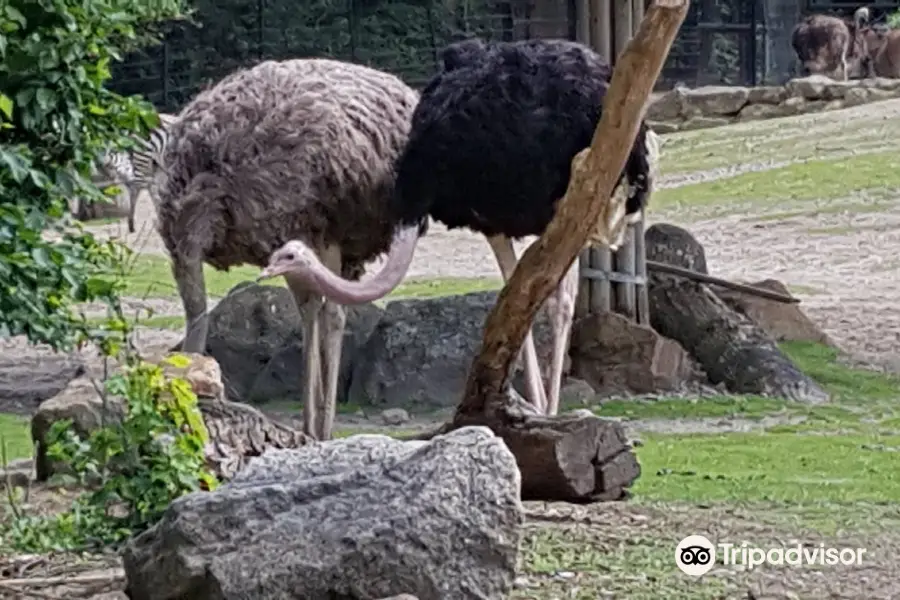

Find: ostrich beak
257;264;287;282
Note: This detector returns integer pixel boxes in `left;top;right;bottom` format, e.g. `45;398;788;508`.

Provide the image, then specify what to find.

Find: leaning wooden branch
432;0;691;502
646;260;800;304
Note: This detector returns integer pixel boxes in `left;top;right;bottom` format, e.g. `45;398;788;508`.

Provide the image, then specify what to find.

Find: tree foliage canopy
0;0;186;350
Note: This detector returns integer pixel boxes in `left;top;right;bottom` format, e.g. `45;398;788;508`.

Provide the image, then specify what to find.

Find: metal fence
109;0;791;114
110;0;578;113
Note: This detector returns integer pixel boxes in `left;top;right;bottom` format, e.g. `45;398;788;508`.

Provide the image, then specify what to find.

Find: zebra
87;113;177;233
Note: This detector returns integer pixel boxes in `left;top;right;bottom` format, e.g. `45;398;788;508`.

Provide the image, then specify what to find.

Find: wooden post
614;0;633;59
576;247;592;319
632;0;645;35
591;0;612;62
614;226;637;319
589;247;612;312
634;213;650;325
577;0;592;44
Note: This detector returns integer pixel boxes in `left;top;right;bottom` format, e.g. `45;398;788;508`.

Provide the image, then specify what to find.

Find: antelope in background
792;7;873;80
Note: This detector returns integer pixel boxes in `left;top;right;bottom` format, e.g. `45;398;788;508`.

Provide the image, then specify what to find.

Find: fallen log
645;223;829;404
418;0;691;502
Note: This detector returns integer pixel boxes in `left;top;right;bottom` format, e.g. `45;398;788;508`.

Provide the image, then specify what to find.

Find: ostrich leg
486;235;548;413
316;245;346;441
286;276;325;439
543;257;579;416
172;254;209;353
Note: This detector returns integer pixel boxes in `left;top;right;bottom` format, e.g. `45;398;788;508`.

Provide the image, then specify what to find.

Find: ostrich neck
308;225;421;304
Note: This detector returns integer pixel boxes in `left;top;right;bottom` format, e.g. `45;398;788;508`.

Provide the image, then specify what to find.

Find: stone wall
647;75;900;133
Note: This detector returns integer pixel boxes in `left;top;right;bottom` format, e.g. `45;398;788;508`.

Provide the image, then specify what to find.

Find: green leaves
1;0;186;351
0;0;196;553
3;361;218;553
0;94;13;120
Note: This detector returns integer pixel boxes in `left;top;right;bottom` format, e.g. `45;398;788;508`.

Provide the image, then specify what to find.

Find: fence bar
613;0;632;60
614;226;636;319
161;40;170;110
588;247;612;313
590;0;611;62
576;247;592;319
576;0;592;44
631;0;645;36
634;214;650;325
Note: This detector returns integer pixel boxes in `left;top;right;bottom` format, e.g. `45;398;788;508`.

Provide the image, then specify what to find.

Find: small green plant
0;0;217;556
1;355;218;552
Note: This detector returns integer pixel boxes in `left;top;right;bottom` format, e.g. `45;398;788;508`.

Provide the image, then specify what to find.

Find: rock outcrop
647;75;900;133
123;427;523;600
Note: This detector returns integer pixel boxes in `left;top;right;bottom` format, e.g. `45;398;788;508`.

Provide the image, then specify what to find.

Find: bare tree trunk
420;0;691;503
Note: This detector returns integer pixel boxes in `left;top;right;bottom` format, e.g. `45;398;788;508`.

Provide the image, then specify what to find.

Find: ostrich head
257;225;421;304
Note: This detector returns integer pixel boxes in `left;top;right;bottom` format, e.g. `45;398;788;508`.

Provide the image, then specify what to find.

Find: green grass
121;256;266;298
658;109;900;175
0;414;31;462
516;527;730;600
119;254;501;302
600;340;900;514
651;152;900;213
583;341;900;422
593;395;786;421
634;431;900;503
747;200;892;223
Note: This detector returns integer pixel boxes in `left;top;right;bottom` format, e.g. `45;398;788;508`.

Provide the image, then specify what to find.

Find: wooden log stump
417;0;690;503
199;398;313;481
448;392;639;501
156;352;314;481
644;223;829;404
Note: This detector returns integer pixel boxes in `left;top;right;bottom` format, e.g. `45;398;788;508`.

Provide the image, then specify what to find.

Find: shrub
1;0;186;350
0;0;220;554
2;355;217;552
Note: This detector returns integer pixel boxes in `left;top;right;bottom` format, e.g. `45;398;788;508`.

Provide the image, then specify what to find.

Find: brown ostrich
156;59;421;441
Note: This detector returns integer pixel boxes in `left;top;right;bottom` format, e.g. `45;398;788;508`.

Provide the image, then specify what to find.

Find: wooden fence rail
576;215;651;325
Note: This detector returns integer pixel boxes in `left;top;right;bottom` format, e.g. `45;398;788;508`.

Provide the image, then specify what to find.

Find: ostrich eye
283;253;295;262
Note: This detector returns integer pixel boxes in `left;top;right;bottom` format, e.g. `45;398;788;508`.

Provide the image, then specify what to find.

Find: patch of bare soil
685;201;900;370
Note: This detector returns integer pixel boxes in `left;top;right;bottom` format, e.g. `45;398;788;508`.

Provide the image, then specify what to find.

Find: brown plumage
157;58;418;279
791;7;872;80
154;58;420;441
863;25;900;77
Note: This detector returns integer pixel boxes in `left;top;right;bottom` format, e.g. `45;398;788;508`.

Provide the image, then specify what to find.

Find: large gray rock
199;282;384;405
0;354;84;415
348;291;566;410
123;426;523;600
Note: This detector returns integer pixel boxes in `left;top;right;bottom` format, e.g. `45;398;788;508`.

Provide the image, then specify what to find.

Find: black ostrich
392;37;660;415
261;37;660;416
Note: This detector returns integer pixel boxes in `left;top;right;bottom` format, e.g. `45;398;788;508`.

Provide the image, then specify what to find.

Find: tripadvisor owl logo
675;535;716;576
